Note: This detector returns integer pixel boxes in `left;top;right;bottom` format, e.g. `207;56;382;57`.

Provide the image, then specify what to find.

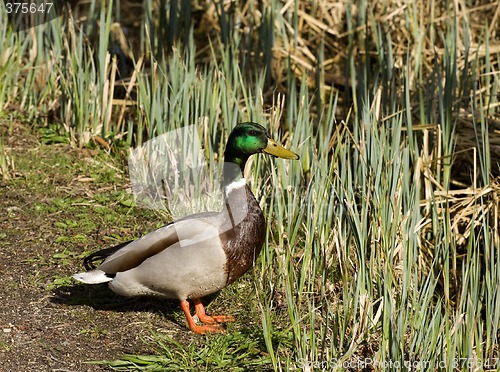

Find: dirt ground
0;123;201;371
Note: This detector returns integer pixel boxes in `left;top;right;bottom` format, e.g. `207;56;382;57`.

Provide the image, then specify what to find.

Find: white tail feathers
73;270;113;284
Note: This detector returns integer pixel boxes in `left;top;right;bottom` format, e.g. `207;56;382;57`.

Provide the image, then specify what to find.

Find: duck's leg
180;300;223;334
194;298;236;324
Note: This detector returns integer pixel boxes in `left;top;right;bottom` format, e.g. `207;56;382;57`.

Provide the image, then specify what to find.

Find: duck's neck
222;161;245;195
222;150;248;188
218;161;246;232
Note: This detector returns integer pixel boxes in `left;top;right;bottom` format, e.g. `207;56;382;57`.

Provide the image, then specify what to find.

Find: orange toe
180;299;229;334
190;323;224;335
194;298;236;324
204;314;236;323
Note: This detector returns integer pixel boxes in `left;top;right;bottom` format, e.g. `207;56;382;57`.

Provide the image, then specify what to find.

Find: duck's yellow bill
263;138;300;160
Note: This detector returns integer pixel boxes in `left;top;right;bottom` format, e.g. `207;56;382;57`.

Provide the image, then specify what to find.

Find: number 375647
5;2;53;14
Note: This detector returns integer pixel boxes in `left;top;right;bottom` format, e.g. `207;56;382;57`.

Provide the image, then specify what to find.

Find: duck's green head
224;122;299;169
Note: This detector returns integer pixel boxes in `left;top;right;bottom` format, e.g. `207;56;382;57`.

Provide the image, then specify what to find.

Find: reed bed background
1;0;499;370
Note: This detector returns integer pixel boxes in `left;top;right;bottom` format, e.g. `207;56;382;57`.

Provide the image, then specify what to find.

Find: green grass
97;331;272;371
1;0;499;370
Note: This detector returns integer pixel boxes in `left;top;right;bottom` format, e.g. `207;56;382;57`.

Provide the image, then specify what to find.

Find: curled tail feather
83;240;134;270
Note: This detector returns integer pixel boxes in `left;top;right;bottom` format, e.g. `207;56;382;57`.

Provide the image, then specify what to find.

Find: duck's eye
249;130;257;136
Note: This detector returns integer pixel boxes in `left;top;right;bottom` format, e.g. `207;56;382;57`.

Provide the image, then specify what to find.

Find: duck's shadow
51;283;218;322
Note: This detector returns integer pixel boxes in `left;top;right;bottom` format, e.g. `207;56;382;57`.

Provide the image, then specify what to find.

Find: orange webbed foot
194;298;235;324
180;299;231;334
189;323;224;335
201;314;236;324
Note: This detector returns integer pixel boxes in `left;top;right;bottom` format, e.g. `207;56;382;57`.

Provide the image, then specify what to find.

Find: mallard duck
73;122;299;334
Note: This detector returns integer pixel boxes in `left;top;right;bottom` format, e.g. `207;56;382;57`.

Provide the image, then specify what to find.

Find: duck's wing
96;212;220;274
